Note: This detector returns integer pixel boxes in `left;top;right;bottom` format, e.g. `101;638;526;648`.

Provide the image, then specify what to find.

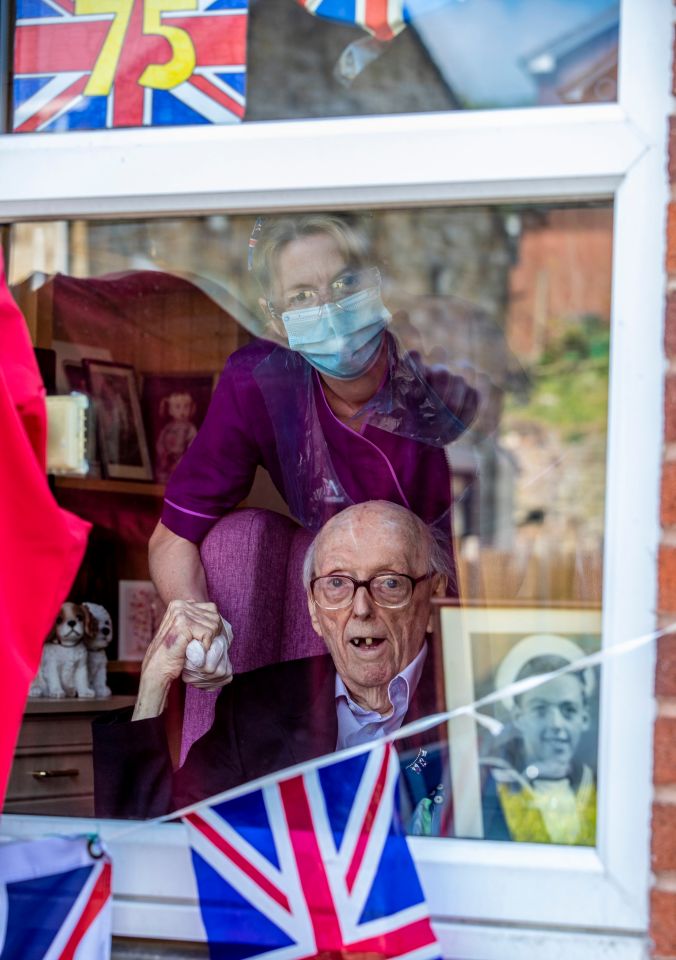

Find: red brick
652;804;676;871
659;546;676;613
651;889;676;955
666;291;676;358
654;716;676;784
665;376;676;443
655;632;676;698
670;117;676;183
663;463;676;527
666;205;676;275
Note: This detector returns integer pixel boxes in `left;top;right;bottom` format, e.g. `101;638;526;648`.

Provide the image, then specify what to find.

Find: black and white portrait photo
439;605;601;846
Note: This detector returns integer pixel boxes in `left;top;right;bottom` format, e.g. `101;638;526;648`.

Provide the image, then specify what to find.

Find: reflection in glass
245;0;619;119
5;203;611;844
8;0;619;135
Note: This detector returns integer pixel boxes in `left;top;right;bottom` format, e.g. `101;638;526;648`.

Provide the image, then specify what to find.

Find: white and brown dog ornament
82;601;112;698
29;601;96;699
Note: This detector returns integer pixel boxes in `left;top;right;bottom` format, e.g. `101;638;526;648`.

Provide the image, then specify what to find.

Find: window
0;1;670;956
7;0;619;135
5;203;610;839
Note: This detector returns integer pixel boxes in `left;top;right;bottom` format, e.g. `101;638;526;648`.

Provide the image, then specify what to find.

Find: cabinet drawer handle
31;768;80;780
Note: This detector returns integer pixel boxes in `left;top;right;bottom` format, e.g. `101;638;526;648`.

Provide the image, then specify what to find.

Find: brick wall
652;31;676;954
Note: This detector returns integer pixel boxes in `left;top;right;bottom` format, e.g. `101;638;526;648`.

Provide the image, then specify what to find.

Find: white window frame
1;2;670;957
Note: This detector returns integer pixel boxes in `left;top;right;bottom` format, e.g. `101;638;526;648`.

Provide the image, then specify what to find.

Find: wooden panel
17;716;92;750
47;272;242;376
6;748;93;800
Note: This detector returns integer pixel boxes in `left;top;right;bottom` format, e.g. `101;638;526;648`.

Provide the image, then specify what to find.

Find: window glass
5;202;611;847
8;0;618;133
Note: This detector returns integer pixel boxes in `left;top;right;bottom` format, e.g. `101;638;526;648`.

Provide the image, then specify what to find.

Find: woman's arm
148;521;209;606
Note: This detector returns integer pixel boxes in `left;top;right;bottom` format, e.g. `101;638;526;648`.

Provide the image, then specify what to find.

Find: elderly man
94;501;481;829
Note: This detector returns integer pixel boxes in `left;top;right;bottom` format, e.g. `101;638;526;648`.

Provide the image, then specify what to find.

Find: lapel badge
406;748;428;775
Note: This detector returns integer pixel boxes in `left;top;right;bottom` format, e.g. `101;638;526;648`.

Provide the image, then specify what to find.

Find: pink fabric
180;508;324;763
0;251;90;804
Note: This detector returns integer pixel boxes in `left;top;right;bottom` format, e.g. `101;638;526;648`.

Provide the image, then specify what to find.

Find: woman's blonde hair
251;213;372;297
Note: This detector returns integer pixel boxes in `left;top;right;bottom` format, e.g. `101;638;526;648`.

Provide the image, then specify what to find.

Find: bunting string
94;618;673;843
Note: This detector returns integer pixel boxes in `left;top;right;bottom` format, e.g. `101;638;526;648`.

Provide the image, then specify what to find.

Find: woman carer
149;214;479;606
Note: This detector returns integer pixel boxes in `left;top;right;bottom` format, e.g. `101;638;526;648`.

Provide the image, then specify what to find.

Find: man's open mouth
349;637;385;648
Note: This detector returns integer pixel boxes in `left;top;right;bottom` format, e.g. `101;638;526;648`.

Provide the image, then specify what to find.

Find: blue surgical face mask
282;286;390;380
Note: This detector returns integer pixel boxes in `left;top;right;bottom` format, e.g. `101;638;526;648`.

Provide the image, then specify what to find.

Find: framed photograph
62;360;89;394
141;372;216;483
52;339;112;394
118;580;165;661
436;602;602;843
84;359;153;480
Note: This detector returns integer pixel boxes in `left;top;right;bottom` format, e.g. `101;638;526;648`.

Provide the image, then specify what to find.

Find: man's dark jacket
93;650;509;839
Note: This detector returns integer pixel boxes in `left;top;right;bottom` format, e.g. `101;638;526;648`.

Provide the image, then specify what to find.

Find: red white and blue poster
12;0;248;133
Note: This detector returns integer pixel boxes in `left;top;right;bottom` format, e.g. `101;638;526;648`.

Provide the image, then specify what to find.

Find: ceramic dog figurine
83;601;112;698
29;602;96;699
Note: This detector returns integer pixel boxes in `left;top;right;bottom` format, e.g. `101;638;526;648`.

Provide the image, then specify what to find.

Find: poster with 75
12;0;248;132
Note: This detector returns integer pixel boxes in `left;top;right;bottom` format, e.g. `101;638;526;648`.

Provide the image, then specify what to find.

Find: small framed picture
84;360;153;481
118;580;165;661
435;602;602;844
62;360;89;394
52;340;113;395
141;372;216;483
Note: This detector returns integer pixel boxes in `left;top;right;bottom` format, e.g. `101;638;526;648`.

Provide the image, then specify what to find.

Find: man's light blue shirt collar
334;643;427;750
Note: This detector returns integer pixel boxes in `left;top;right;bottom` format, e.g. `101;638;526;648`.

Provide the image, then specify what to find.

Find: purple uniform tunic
161;338;474;553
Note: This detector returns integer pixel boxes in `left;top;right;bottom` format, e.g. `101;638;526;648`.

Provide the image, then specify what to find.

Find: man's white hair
302;501;451;591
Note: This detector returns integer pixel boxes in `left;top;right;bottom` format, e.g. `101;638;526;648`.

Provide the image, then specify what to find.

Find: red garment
0;251;90;805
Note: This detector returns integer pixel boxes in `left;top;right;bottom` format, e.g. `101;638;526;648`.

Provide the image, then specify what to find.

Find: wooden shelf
23;694;136;715
107;660;142;674
54;476;165;497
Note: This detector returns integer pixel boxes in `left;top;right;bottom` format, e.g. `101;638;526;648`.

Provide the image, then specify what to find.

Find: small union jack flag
0;836;112;959
184;742;441;960
12;0;248;133
296;0;453;42
296;0;409;42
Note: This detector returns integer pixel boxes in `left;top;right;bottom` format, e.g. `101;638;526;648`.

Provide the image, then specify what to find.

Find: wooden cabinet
3;696;136;817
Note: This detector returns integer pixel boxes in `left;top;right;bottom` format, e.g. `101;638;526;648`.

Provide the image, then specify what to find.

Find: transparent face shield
250;329;479;538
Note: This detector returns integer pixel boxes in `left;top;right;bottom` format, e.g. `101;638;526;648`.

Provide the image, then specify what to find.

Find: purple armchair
179;508;325;763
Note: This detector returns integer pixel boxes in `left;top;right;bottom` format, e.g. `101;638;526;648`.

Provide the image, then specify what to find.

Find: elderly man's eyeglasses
311;572;434;610
268;267;381;319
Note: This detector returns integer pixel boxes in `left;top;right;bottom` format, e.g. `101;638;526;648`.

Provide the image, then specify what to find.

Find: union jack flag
296;0;453;42
184;743;442;960
296;0;409;41
0;836;112;959
12;0;248;133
